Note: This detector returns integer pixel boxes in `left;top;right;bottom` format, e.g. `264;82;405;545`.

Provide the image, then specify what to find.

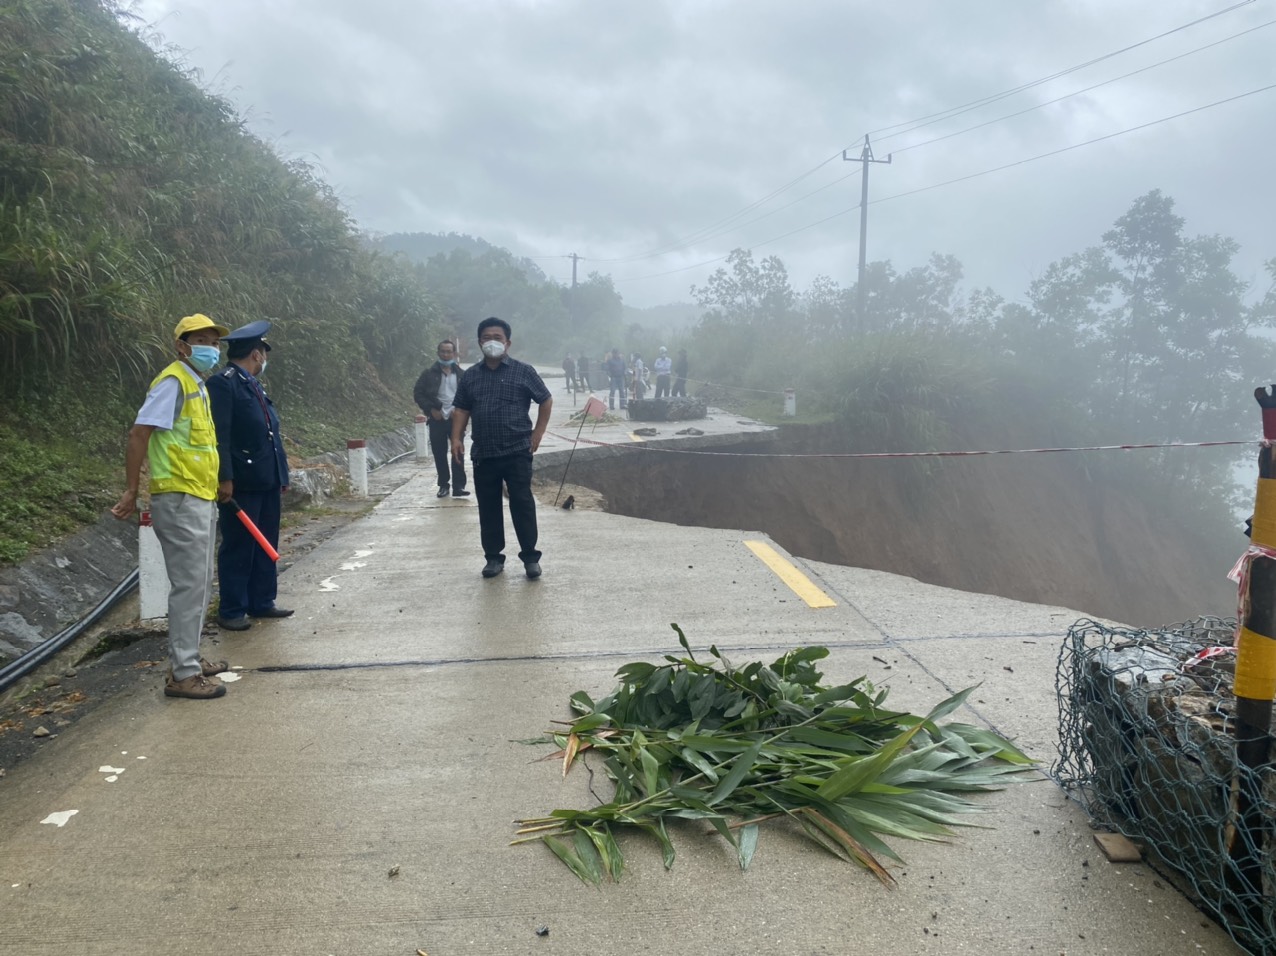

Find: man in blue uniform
207;320;292;630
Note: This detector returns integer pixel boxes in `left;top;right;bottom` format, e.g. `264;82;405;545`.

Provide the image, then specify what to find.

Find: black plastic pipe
0;437;416;695
0;570;139;695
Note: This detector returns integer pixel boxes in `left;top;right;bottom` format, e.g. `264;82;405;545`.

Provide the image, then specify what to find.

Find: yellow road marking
744;540;836;608
628;431;647;442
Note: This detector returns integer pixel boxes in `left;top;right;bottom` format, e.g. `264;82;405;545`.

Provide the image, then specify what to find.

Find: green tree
989;190;1274;503
691;248;795;328
799;274;851;341
563;271;625;355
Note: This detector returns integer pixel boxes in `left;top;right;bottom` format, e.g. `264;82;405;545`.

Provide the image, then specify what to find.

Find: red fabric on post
1263;406;1276;440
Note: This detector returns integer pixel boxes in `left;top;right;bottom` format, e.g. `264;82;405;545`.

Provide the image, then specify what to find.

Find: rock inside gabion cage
1054;616;1276;954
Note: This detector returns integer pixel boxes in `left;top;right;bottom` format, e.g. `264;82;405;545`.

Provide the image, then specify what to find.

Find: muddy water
568;427;1235;628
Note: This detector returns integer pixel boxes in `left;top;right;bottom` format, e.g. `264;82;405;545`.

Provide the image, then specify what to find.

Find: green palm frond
516;626;1035;886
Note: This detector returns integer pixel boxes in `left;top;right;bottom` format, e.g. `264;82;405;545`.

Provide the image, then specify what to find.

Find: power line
890;16;1276;157
610;80;1276;286
548;430;1257;459
610;202;863;284
601;170;859;267
861;0;1257;146
602;3;1265;271
870;81;1276;208
590;152;846;264
599;0;1258;269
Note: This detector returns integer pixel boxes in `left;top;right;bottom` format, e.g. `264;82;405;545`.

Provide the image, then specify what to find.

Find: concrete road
0;445;1243;955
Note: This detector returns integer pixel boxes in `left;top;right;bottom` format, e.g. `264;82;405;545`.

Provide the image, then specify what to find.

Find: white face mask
481;340;506;359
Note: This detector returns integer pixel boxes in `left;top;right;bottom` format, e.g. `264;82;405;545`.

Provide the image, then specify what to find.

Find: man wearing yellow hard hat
111;314;234;699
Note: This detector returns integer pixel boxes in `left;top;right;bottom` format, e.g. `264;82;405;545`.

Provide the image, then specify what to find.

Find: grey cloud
136;0;1276;303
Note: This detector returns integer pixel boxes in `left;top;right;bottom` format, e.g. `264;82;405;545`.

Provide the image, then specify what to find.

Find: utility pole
842;135;891;327
567;253;582;331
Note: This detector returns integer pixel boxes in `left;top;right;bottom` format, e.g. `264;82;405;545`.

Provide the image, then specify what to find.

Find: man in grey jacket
413;340;470;498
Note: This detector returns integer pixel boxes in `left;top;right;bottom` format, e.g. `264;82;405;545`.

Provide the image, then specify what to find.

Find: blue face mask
187;344;221;372
439;358;455;365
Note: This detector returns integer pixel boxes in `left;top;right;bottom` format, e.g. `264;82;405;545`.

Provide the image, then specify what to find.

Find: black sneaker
452;489;471;497
524;561;542;580
249;607;294;619
217;616;252;631
482;559;504;578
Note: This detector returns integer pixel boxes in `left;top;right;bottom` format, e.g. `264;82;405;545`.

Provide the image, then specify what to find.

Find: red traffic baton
225;498;279;562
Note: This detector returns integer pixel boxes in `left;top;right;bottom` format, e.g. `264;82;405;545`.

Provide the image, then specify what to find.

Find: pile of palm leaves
515;627;1034;886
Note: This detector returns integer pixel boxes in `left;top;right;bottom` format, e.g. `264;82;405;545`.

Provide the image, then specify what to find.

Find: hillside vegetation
0;0;444;562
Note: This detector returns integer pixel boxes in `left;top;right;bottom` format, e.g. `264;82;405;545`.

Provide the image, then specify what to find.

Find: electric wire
869;81;1276;209
589;153;846;264
610;80;1276;286
863;0;1257;145
594;10;1266;277
889;16;1276;157
610;198;863;284
549;431;1257;460
613;8;1270;270
663;10;1270;264
594;0;1255;266
608;169;861;272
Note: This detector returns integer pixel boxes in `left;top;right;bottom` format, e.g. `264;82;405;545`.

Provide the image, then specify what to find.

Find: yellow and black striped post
1229;385;1276;898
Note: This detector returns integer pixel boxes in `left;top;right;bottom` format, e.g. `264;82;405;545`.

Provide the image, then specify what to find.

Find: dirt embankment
569;425;1239;628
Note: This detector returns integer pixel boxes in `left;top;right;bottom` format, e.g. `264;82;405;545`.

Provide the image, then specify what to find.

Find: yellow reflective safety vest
146;360;219;500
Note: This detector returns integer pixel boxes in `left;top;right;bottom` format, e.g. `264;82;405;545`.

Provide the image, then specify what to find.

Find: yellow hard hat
173;313;230;339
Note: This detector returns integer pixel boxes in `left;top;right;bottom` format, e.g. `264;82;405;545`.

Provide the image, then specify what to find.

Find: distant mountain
371;231;546;281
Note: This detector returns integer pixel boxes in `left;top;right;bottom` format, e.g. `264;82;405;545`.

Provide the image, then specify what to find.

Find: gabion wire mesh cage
1054;616;1276;955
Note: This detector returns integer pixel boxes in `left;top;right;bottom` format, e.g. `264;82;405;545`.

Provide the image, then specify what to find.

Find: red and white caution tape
547;432;1257;460
1229;544;1276;645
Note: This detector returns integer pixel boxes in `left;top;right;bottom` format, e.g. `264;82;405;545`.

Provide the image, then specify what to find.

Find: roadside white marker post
347;439;368;497
138;510;169;620
784;388;797;417
414;415;429;461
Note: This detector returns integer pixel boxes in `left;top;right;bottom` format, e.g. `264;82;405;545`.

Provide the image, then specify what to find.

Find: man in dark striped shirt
451;317;553;579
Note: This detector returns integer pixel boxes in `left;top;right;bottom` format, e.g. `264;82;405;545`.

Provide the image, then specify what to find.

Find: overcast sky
132;0;1275;309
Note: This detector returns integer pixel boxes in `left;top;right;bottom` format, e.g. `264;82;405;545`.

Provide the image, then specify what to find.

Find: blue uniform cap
223;319;272;351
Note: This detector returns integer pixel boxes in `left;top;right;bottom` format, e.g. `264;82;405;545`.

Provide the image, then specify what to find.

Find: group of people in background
560;353;590;391
564;347;688;410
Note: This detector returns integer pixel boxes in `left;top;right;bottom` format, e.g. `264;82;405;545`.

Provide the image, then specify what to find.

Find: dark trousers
217;487;280;619
428;417;466;490
609;375;627;409
672;377;687;397
655;374;671;398
473;452;540;564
